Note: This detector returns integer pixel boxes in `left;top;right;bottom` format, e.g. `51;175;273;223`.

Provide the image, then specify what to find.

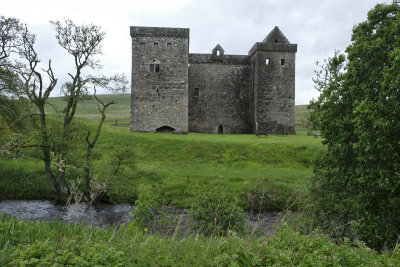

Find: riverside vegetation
1;97;399;265
2;3;400;265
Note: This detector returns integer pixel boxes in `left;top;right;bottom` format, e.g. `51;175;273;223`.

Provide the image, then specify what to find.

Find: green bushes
308;2;400;250
190;189;245;236
1;214;400;266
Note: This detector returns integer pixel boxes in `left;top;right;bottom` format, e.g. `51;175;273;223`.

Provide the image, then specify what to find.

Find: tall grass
1;214;399;266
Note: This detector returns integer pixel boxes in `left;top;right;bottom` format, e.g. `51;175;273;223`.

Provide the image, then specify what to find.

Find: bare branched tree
49;19;127;196
1;17;128;200
83;87;114;201
10;25;61;194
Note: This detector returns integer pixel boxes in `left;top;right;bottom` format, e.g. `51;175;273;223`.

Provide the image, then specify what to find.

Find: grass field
1;94;321;210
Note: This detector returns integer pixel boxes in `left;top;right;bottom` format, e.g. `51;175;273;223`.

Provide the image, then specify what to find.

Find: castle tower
249;26;297;134
130;26;190;133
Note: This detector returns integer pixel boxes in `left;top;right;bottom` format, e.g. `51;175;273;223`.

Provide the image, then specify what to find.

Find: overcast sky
0;0;390;104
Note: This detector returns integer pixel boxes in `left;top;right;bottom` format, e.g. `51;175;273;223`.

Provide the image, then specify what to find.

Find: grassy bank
1;214;398;266
1;95;321;210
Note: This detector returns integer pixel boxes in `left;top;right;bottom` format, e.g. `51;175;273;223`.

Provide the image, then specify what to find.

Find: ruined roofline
248;42;297;57
130;26;189;38
189;53;250;65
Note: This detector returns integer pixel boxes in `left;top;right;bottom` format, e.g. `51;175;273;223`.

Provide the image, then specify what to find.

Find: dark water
0;200;281;235
0;200;133;227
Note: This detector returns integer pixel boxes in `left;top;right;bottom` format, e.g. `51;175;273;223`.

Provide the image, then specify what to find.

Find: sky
0;0;390;104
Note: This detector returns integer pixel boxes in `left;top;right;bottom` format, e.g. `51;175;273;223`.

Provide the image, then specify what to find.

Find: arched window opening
156;125;176;133
147;58;161;73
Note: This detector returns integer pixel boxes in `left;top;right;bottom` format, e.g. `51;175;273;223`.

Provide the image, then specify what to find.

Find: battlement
130;26;189;38
189;53;250;65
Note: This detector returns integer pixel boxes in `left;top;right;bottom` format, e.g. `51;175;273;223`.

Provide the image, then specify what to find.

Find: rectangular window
281;58;285;65
266;58;270;65
150;64;160;73
167;42;172;47
154;42;158;46
140;43;145;47
194;88;200;97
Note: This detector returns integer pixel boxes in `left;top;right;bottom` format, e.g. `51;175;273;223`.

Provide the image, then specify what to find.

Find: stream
0;200;281;236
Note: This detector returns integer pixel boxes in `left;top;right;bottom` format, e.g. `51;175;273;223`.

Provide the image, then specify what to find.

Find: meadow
2;95;400;265
0;95;321;210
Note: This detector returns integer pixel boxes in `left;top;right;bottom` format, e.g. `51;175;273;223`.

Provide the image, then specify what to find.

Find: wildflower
144;228;148;232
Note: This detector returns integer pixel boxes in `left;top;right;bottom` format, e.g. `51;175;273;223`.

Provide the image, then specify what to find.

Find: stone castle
130;26;297;134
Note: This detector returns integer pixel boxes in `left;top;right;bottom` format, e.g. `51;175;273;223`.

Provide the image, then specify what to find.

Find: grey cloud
1;0;390;103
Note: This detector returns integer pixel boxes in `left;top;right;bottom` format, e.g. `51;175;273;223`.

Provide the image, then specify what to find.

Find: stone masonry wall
188;54;252;134
130;26;296;135
130;27;189;133
250;46;296;134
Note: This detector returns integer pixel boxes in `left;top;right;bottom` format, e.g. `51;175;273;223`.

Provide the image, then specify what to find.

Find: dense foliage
1;214;399;266
308;2;400;250
190;189;245;236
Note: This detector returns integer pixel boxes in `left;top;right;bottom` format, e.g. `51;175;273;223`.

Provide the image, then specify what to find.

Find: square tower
248;26;297;134
130;26;190;133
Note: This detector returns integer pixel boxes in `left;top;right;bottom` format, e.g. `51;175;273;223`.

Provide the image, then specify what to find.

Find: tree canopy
309;1;400;250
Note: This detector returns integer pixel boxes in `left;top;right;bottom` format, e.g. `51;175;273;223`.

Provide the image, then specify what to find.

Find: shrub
190;189;245;236
308;2;400;250
131;184;159;227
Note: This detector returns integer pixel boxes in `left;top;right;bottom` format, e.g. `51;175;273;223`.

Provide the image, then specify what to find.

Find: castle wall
130;27;189;133
188;54;252;134
250;43;296;134
130;26;297;135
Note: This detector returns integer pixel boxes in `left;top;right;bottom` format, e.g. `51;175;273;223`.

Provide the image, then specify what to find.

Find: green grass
97;129;322;208
0;160;55;201
294;105;311;133
1;214;398;266
1;94;320;210
46;94;132;126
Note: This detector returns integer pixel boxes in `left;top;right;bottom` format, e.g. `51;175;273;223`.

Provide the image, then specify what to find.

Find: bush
131;184;159;227
308;2;400;250
190;189;245;236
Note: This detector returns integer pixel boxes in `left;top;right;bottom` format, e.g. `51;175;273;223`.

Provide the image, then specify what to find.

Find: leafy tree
0;16;35;157
308;1;400;250
0;16;127;199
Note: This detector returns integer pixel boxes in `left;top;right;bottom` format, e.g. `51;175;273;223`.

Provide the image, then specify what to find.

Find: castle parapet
189;54;250;65
130;26;189;38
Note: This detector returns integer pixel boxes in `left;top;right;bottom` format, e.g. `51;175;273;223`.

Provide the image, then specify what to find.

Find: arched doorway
155;125;175;133
218;125;223;134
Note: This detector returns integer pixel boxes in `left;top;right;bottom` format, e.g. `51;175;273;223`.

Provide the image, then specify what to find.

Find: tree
49;19;127;195
0;16;35;157
0;16;127;199
308;1;400;250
